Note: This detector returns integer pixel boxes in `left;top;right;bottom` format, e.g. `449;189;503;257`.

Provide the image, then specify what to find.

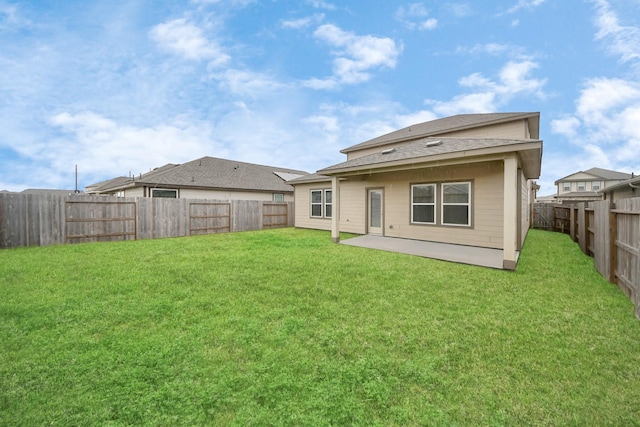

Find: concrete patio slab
340;235;513;269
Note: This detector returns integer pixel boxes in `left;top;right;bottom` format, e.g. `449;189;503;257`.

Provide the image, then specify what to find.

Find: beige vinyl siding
610;187;638;202
293;182;332;231
335;161;504;249
519;170;531;249
346;120;530;160
440;120;529;140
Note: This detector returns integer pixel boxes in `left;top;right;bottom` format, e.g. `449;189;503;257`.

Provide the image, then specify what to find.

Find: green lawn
1;228;639;426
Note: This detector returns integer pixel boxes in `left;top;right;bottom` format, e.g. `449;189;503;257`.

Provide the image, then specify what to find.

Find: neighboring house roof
599;175;640;193
319;137;542;179
341;112;540;154
554;167;632;184
21;189;81;196
555;191;600;199
85;176;131;193
90;156;309;193
287;173;331;184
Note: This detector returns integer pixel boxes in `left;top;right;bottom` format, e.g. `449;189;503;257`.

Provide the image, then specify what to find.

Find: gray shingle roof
554;167;632;183
319;137;542;176
341;112;539;153
287;173;331;184
94;157;309;193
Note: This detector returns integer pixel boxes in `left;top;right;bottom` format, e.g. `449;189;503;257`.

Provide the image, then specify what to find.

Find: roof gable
555;167;632;184
341;112;539;154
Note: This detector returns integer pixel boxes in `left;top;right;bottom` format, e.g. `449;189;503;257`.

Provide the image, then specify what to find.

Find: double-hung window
442;182;471;226
310;189;332;218
592;181;601;191
577;181;586;191
311;190;323;218
563;182;571;191
324;190;332;218
411;184;436;224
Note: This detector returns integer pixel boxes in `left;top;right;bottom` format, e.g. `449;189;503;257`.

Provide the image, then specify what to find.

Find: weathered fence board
0;193;294;249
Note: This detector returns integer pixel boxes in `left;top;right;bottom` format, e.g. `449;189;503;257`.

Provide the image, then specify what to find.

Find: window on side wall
273;193;285;202
411;184;436;224
151;189;178;198
324;190;332;218
592;181;601;191
311;190;323;218
442;182;471;226
577;181;586;191
563;182;571;191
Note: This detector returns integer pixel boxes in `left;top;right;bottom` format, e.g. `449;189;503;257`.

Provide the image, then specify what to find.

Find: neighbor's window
577;181;586;191
273;193;285;202
563;182;571;191
411;184;436;224
324;190;332;218
592;181;601;191
151;189;178;198
311;190;323;218
442;182;471;226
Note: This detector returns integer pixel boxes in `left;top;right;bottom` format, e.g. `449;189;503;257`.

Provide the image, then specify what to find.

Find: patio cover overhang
318;137;543;270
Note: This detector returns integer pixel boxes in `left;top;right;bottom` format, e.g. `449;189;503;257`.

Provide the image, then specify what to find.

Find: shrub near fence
0;193;294;249
564;198;640;319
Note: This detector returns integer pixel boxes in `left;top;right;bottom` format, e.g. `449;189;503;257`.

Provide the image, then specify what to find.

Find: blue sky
1;0;639;195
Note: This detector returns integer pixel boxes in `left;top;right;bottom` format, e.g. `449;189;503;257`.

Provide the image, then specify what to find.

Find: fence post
609;202;618;284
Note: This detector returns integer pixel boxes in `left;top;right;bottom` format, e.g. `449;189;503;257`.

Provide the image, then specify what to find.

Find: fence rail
534;199;640;319
0;194;293;249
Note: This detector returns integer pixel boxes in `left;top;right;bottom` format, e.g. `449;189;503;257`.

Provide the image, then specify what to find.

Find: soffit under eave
324;143;542;178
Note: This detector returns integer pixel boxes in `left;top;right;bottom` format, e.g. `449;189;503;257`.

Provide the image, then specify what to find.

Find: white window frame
151;188;178;198
273;193;285;202
310;190;323;218
324;189;332;218
577;181;586;191
441;182;471;227
411;183;436;225
592;181;601;191
562;182;571;191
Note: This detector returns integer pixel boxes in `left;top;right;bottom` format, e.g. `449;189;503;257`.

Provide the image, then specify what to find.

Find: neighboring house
553;167;632;204
534;194;557;203
87;156;308;202
21;189;82;196
290;112;543;270
599;174;640;202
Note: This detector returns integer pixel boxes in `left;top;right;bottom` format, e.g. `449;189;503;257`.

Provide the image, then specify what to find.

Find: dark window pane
152;189;177;198
311;191;322;203
443;205;469;225
443;183;469;203
413;205;434;223
311;204;322;217
325;205;332;218
325;190;332;203
413;185;434;203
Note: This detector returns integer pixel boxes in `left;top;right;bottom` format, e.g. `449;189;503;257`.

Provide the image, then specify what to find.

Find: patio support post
503;156;518;270
331;176;340;243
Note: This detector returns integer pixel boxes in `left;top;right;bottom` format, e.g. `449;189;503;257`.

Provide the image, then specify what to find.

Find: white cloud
425;60;547;115
47;112;215;181
281;14;324;30
592;0;640;65
304;24;401;89
445;3;473;17
213;69;287;96
551;77;640;171
396;3;438;30
150;18;230;65
502;0;545;15
306;0;336;11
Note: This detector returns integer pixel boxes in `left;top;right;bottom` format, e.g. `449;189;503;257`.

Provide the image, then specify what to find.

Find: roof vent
381;147;396;154
426;140;442;147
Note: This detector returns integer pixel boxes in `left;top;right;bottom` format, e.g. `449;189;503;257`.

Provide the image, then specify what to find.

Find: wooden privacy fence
564;198;640;319
0;193;293;249
532;203;570;233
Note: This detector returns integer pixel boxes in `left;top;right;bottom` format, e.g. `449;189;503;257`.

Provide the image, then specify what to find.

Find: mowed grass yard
1;229;640;426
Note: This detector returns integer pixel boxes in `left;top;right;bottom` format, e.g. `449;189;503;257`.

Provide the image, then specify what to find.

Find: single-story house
553;167;632;204
290;112;543;270
599;174;640;202
87;156;308;202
